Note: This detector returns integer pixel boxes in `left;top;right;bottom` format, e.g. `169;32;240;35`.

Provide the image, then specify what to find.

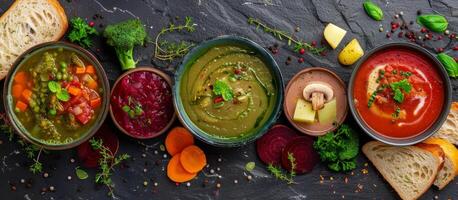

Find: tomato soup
353;48;445;139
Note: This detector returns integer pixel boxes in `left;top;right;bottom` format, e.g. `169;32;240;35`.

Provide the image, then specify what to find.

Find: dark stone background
1;0;458;199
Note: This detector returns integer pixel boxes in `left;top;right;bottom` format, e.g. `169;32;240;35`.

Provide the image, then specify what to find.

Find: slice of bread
362;141;441;200
0;0;68;79
423;138;458;189
432;102;458;145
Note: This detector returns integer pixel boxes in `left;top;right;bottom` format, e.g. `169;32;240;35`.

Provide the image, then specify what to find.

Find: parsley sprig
213;80;233;101
390;79;412;103
68;17;98;48
90;138;130;197
267;152;297;184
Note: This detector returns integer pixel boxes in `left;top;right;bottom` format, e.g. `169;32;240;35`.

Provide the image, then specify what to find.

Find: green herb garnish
75;167;89;180
267;152;296;184
417;14;448;33
392;107;401;119
90;138;130;197
213;80;233;101
437;53;458;78
48;81;70;102
247;17;326;55
245;162;256;172
153;16;196;61
363;0;384;21
68;17;99;48
314;124;359;172
390;79;412;103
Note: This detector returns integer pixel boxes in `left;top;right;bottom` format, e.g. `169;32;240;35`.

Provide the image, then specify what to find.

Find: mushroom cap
303;82;334;102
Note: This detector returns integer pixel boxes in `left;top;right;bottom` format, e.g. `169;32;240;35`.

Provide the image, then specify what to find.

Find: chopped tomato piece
76;114;90;124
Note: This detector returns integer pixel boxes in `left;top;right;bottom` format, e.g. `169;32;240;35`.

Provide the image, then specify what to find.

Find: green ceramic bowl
3;42;110;150
174;35;284;147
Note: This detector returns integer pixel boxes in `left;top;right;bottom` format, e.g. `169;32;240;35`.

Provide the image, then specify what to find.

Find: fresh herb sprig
1;122;45;174
247;17;326;55
154;16;196;61
90;138;130;197
68;17;99;48
267;152;296;184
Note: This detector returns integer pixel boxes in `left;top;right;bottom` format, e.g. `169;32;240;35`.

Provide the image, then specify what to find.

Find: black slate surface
1;0;458;199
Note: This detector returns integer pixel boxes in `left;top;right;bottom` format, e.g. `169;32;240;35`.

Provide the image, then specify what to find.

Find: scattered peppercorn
298;58;304;63
299;48;305;55
437;47;444;53
417;10;422;15
386;32;391;38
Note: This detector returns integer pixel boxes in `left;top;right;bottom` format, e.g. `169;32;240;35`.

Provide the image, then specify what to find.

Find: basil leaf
57;89;70;101
417;14;448;33
75;167;89;180
437;53;458;77
48;81;61;93
363;0;383;21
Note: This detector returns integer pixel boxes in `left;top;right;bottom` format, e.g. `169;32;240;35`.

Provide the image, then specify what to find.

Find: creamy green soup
180;45;277;138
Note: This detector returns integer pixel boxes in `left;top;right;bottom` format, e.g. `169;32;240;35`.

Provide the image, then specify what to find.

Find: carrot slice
85;65;95;74
15;101;28;112
87;80;98;90
21;89;32;102
90;98;101;108
14;71;27;84
167;153;197;183
12;84;24;98
165;127;194;156
68;86;82;96
180;145;207;173
76;67;86;74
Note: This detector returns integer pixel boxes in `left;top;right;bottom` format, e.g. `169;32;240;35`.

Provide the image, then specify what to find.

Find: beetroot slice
281;136;318;174
77;124;120;168
256;124;299;166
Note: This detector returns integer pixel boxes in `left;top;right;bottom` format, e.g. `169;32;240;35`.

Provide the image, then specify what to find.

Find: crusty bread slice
423;138;458;189
362;141;441;200
0;0;68;79
432;102;458;145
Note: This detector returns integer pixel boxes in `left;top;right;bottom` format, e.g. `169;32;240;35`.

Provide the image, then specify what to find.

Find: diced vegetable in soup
10;47;103;144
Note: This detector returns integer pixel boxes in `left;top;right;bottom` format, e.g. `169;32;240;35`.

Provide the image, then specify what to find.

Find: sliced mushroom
303;82;334;110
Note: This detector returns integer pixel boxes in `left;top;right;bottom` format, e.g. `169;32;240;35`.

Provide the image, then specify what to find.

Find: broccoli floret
103;19;147;71
68;17;98;48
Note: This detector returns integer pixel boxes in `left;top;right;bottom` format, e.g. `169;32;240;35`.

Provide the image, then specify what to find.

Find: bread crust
363;141;441;200
0;0;68;80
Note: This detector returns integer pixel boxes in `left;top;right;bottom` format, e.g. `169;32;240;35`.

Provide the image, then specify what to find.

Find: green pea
14;107;20;112
48;109;57;116
60;62;67;68
33;106;40;113
57;73;62;80
68;76;73;81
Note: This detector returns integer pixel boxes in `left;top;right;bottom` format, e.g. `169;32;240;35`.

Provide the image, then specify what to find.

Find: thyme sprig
90;138;130;197
154;16;196;61
267;152;297;184
247;17;326;55
1;121;45;174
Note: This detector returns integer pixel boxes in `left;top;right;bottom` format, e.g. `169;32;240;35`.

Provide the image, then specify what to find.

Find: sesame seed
234;180;238;184
43;173;49;178
20;179;25;184
70;158;75;163
247;175;252;181
143;168;148;173
217;158;222;162
49;186;55;192
186;182;191;187
163;154;167;159
210;169;215;174
154;150;158;155
216;183;221;188
143;181;148;186
141;153;146;158
67;176;72;180
399;11;404;16
154;182;158;187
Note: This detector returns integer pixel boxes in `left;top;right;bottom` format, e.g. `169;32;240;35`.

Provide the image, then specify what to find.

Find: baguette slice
423;138;458;189
362;141;441;200
0;0;68;79
432;102;458;145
